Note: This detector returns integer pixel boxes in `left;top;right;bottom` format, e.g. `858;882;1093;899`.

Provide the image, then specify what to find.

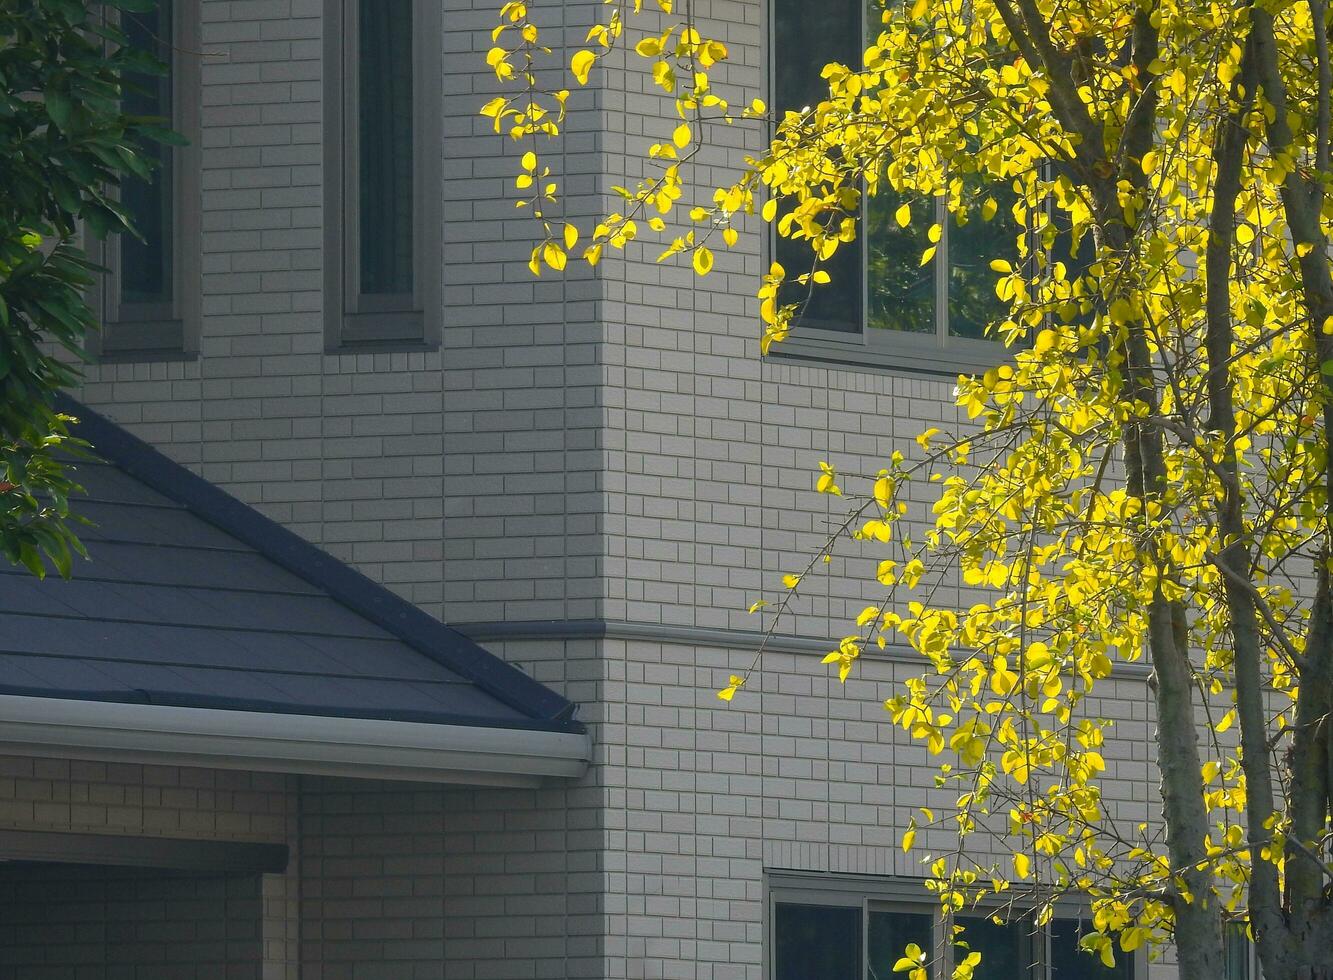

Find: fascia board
0;694;591;787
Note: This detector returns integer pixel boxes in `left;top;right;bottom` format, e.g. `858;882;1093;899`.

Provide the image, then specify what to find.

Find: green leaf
45;88;73;131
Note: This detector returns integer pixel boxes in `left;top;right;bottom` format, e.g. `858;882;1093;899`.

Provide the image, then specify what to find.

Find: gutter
0;695;591;787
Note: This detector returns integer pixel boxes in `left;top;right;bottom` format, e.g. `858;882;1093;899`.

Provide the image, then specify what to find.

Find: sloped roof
0;396;581;736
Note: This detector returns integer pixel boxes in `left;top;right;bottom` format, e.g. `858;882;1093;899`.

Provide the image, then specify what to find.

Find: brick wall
60;1;1188;978
76;0;609;625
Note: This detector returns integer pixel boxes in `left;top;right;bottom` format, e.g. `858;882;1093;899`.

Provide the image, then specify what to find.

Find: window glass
867;908;933;980
1223;924;1254;980
358;0;415;296
774;903;862;980
1050;919;1134;980
956;915;1031;979
772;0;862;332
119;2;173;309
865;186;935;334
947;182;1023;339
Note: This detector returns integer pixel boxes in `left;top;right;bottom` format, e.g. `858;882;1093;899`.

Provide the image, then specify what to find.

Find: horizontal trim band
0;829;288;874
457;619;1154;678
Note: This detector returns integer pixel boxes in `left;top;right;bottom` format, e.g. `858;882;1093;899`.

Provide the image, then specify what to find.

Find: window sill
96;319;191;363
767;328;1016;378
330;309;433;350
324;337;440;355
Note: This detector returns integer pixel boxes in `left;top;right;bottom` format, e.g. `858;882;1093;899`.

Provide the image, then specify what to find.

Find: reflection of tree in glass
948;186;1023;340
867;910;934;980
866;187;934;334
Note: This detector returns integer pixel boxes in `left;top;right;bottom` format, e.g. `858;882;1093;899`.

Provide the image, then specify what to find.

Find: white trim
0;695;590;787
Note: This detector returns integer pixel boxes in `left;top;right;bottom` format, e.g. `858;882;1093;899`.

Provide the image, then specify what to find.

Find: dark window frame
324;0;442;350
765;872;1144;980
91;0;202;361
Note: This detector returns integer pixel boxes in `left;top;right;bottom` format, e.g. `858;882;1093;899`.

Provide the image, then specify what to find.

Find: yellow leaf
723;227;739;247
909;0;929;19
571;49;596;85
893;944;925;972
521;151;537;171
990;259;1012;273
693;246;714;275
874;476;894;508
635;36;663;57
673;123;691;148
782;573;802;589
563;224;579;249
542;242;567;271
895;202;911;227
1013;852;1031;879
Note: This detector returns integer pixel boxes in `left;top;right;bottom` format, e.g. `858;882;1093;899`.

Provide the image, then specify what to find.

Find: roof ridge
54;393;581;733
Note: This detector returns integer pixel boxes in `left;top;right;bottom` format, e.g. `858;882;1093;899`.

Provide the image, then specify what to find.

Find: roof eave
0;694;591;787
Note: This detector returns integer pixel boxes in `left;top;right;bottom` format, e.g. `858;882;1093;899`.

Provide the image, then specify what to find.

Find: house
0;0;1183;977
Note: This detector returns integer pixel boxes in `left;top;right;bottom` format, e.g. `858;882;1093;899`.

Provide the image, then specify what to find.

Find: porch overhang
0;694;590;787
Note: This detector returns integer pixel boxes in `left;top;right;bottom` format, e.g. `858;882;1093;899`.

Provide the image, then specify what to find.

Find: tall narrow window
772;0;863;333
770;0;1023;371
326;0;442;347
120;4;173;313
98;1;200;357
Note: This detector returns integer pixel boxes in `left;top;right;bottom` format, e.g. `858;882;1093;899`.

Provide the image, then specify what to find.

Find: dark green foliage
0;0;164;577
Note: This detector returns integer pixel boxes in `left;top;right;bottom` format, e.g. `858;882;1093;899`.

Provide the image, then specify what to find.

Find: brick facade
3;0;1180;977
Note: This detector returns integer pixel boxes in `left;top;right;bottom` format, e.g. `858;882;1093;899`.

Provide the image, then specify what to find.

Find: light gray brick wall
58;0;1186;977
75;0;609;625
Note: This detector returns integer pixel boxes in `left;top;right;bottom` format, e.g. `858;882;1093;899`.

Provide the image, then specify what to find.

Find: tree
0;0;168;577
488;0;1333;977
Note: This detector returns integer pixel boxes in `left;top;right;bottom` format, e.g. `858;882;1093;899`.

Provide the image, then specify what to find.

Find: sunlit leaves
487;0;1333;970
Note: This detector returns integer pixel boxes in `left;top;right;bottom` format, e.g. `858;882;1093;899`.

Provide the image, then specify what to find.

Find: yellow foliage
486;0;1333;969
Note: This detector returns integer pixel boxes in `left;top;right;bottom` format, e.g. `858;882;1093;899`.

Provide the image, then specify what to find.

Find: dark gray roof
0;397;581;733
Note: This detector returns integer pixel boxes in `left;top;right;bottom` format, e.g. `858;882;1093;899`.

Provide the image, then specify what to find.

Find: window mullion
936;195;949;343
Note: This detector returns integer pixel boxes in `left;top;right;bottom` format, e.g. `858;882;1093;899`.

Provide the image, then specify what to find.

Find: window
770;0;1025;372
1224;923;1263;980
767;874;1140;980
96;1;201;358
325;0;442;348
